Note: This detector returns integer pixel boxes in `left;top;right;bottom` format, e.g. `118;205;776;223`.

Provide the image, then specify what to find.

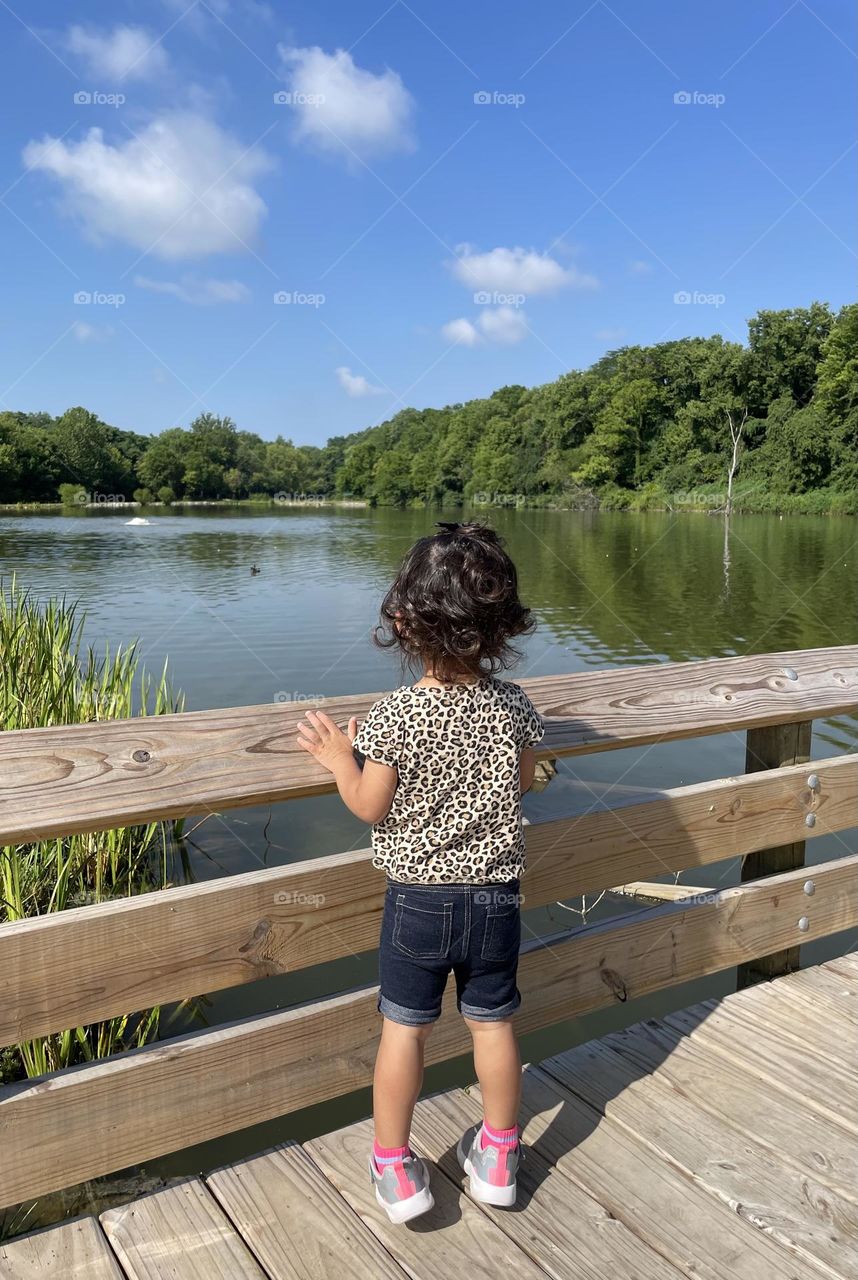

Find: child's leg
465;1015;521;1129
373;1016;434;1148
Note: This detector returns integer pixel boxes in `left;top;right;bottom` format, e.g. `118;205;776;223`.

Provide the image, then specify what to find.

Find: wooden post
736;719;813;989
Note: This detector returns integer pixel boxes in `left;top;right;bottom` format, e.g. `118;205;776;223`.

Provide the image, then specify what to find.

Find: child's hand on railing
296;709;359;774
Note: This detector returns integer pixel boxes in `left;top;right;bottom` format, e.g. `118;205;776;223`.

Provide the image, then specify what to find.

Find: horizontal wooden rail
3;850;856;1207
2;753;853;1046
2;646;857;845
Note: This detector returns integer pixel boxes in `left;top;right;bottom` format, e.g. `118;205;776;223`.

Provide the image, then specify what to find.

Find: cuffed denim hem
458;990;521;1021
378;993;441;1026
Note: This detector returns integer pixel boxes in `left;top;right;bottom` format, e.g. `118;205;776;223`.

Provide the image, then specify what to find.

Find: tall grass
1;576;191;1081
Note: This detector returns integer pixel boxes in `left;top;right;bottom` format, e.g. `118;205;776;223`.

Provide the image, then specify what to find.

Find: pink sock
479;1120;518;1151
372;1140;411;1169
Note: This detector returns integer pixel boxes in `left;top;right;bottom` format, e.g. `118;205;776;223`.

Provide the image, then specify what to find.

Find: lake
3;505;857;1177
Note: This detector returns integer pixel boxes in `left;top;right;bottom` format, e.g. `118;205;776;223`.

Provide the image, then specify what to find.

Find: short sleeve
516;687;545;750
353;696;403;768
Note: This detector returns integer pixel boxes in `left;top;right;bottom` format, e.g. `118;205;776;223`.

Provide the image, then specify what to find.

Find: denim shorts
378;878;522;1026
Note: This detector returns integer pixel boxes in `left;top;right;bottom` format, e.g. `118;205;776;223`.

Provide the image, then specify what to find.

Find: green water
2;506;857;1177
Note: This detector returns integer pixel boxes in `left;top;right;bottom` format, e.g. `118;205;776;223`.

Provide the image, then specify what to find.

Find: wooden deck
4;951;858;1280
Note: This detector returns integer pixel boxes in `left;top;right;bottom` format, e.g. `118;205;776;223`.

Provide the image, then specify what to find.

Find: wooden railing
2;645;858;1208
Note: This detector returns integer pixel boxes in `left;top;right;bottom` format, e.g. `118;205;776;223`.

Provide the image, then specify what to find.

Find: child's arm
296;709;397;823
520;747;536;794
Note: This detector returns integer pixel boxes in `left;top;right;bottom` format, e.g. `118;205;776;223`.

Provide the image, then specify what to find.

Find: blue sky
1;0;854;444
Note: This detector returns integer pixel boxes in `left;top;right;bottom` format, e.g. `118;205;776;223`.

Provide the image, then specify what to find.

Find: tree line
1;301;855;513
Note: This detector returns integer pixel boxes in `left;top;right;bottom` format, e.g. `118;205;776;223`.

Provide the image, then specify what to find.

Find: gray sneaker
368;1151;434;1224
457;1124;521;1207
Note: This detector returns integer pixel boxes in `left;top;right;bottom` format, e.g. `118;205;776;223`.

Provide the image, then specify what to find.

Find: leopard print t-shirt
352;676;545;884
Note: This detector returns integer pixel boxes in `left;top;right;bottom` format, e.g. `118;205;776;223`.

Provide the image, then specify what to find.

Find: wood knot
239;919;272;955
132;749;151;763
599;967;628;1002
238;919;287;976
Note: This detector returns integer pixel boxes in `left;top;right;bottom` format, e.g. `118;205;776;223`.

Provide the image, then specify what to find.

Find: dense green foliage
1;302;855;512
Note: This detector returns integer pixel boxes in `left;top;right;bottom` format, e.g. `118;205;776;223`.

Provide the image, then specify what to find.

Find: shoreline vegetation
0;579;192;1091
3;486;858;516
0;302;856;517
0;496;369;510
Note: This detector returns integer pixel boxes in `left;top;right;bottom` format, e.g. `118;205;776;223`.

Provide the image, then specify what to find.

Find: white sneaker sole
375;1176;434;1224
457;1137;517;1207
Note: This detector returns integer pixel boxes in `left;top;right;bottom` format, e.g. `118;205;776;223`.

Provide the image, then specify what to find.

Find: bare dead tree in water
724;406;748;516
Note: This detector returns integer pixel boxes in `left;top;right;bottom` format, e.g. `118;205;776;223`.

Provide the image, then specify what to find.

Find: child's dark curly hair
374;521;535;682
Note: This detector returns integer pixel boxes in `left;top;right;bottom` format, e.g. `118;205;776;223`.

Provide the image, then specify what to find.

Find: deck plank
664;995;858;1132
0;1216;123;1279
720;977;858;1068
206;1141;407;1280
479;1067;835;1280
99;1178;265;1279
777;965;858;1022
536;1029;858;1276
592;1015;858;1192
407;1087;687;1280
817;952;858;985
306;1116;549;1280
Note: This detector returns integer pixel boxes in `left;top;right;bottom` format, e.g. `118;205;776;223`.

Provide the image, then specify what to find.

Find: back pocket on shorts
393;895;453;959
481;904;521;963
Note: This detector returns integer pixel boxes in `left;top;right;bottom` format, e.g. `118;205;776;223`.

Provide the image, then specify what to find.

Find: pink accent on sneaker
373;1142;413;1200
479;1122;518;1187
488;1147;508;1186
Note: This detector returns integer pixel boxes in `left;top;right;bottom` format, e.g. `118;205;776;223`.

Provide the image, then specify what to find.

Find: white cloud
135;274;251;304
66;25;170;81
595;327;627;343
278;45;414;160
629;259;654;275
72;320;114;343
23;113;272;260
451;246;598;295
477;306;528;345
442;308;529;348
442;317;481;347
336;366;386;397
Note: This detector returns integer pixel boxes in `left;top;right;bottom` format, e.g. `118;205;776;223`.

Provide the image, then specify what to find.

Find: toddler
296;521;544;1223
